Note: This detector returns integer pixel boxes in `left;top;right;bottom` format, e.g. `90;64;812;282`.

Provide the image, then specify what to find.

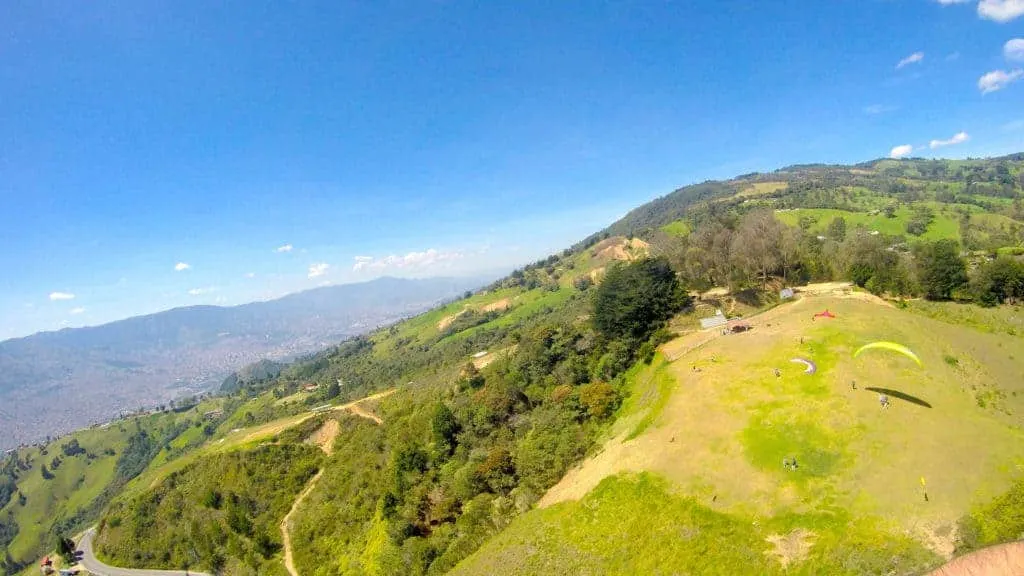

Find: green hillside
1;396;229;574
6;153;1024;576
453;296;1024;574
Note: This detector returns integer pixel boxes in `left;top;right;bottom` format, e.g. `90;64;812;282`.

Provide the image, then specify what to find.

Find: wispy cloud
245;272;256;279
352;249;464;272
274;244;293;253
308;263;329;278
49;292;75;301
978;68;1024;93
1005;38;1024;61
864;104;897;115
187;287;217;296
929;131;970;149
890;144;915;159
69;307;86;315
174;262;191;271
934;0;971;4
896;51;924;70
979;0;1024;22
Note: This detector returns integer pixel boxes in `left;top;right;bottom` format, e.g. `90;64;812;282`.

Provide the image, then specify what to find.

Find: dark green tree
325;379;341;400
970;256;1024;306
917;240;967;300
826;216;847;241
430;403;459;456
593;257;688;343
56;535;75;563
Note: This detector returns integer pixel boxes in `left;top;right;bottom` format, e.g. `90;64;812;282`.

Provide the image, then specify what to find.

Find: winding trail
279;391;390;576
280;469;324;576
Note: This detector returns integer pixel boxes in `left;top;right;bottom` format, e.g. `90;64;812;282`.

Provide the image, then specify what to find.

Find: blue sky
1;0;1023;339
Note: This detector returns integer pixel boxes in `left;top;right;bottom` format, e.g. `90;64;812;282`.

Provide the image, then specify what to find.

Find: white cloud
1005;38;1024;61
308;263;330;278
49;292;75;301
352;249;464;272
934;0;971;4
174;262;191;271
929;131;970;149
274;244;293;253
245;272;256;278
69;307;86;315
890;144;914;159
896;51;924;70
187;287;217;296
979;0;1024;21
978;68;1024;93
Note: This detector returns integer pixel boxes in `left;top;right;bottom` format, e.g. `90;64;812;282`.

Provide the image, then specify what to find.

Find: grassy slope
775;206;961;241
3;398;226;571
454;296;1024;575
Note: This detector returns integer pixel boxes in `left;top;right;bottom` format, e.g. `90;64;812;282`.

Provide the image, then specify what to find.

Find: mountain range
0;276;483;449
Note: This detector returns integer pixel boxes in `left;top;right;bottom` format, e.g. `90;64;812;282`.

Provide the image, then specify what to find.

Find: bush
578;382;620;419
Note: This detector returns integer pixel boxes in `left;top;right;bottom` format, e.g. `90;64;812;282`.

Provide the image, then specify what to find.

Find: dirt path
280;469;323;576
344;402;382;424
928;541;1024;575
279;389;392;576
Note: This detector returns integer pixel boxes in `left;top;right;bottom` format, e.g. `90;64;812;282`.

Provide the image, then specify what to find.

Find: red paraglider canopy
812;309;836;320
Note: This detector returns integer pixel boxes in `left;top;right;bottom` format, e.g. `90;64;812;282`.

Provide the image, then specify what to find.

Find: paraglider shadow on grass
864;387;932;409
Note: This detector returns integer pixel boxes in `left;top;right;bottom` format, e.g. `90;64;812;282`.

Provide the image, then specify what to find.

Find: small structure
40;556;53;575
311;404;332;413
700;310;728;330
472;351;488;359
779;287;795;300
303;383;320;392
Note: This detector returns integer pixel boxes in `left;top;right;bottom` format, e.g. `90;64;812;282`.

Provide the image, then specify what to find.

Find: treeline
652;208;1022;305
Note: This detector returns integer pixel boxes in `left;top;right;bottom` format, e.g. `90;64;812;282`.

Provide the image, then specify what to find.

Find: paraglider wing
853;342;922;366
790;358;817;374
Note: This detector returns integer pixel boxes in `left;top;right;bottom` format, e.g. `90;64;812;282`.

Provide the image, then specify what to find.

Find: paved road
77;529;211;576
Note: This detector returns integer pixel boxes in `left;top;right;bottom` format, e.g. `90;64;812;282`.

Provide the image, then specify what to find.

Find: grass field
659;219;691;238
775;207;961;241
455;295;1024;574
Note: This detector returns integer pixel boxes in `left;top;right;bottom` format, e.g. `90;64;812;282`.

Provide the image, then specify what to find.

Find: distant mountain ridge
0;276;483;449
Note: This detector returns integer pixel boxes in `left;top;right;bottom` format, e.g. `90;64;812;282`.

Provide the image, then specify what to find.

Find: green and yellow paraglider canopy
853;341;922;366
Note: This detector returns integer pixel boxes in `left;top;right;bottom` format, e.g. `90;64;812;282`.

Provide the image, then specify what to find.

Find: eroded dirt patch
764;529;815;568
305;418;339;455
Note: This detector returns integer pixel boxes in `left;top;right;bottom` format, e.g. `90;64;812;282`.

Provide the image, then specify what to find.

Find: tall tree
827;216;847;241
730;210;784;289
593;257;687;343
916;239;967;300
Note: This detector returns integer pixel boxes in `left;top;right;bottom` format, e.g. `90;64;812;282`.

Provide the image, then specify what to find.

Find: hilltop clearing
454;294;1024;575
